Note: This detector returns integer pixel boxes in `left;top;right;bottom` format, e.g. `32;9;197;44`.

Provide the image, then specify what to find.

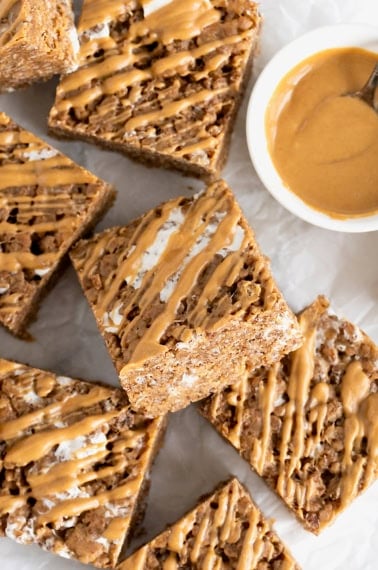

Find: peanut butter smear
266;47;378;219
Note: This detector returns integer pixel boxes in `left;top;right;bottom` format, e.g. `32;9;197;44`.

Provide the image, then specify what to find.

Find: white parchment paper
1;1;378;568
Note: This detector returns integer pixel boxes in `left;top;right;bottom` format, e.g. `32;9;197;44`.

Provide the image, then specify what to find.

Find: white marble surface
0;0;377;568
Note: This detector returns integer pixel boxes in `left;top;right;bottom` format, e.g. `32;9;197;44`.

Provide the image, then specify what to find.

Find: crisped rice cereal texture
200;296;378;534
0;0;78;91
0;112;115;337
0;357;166;567
118;478;300;569
70;179;302;416
49;0;261;181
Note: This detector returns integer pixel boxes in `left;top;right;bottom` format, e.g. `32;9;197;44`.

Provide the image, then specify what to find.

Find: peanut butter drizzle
79;35;116;64
35;374;56;397
0;252;57;273
121;196;246;367
78;0;130;31
0;113;98;189
340;361;378;508
5;411;120;467
189;242;254;332
250;363;279;475
0;152;96;189
104;516;129;541
37;477;140;525
236;507;260;570
0;357;21;376
28;451;108;497
277;311;317;498
0;385;112;440
306;381;330;454
120;479;297;570
124;87;226;133
58;30;249;100
275;312;377;509
36;420;160;528
78;0;220;43
225;372;249;448
168;510;197;552
162;556;178;570
122;544;149;569
0;494;25;513
0;367;47;401
53;0;256;160
75;183;253;375
134;0;220;44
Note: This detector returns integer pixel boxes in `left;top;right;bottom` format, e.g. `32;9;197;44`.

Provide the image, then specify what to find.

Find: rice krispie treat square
49;0;261;180
200;296;378;533
70;179;302;416
0;112;115;337
0;357;166;567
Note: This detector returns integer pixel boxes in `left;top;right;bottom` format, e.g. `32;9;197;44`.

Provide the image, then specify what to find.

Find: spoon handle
365;62;378;89
358;62;378;106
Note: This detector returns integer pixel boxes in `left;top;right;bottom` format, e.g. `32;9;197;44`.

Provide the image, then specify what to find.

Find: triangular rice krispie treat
49;0;261;180
118;478;299;569
0;112;115;337
200;296;378;533
70;180;302;416
0;357;166;567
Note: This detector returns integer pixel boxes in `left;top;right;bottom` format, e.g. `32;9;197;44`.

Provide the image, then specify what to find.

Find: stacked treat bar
1;1;377;569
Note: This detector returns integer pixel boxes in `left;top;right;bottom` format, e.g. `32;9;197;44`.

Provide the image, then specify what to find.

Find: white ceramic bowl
246;24;378;232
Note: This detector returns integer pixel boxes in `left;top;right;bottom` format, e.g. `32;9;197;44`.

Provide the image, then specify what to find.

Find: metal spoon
348;62;378;111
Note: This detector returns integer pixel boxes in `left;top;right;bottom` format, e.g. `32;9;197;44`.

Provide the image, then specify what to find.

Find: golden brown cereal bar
49;0;261;181
0;112;115;337
118;478;300;569
200;296;378;533
70;179;302;416
0;357;166;567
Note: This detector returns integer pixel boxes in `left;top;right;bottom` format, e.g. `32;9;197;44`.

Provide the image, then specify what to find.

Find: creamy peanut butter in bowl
246;24;378;232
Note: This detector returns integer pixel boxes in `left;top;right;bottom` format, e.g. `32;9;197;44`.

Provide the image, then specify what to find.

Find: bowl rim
246;23;378;233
